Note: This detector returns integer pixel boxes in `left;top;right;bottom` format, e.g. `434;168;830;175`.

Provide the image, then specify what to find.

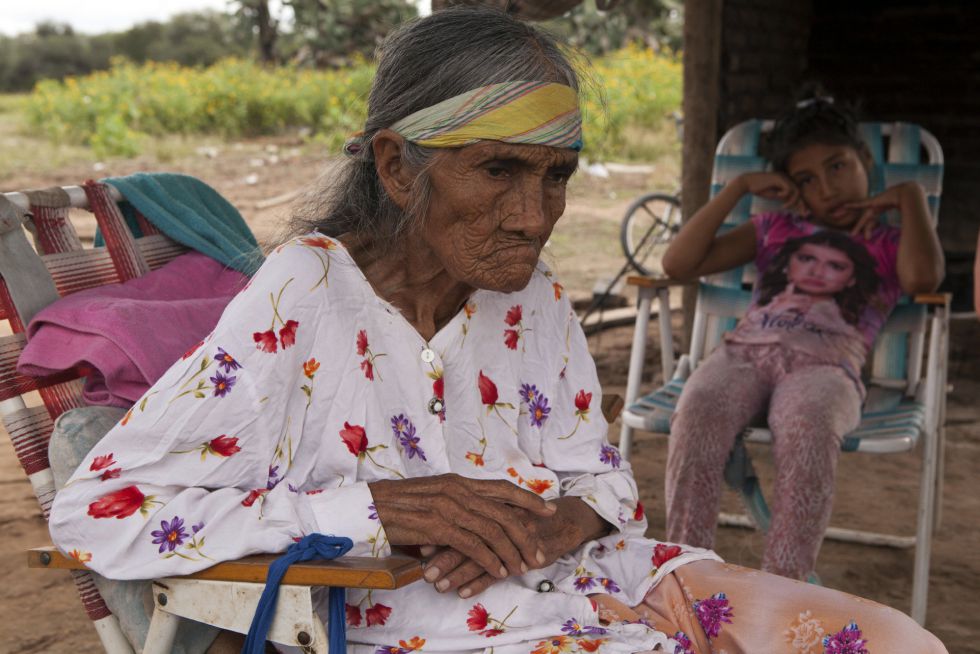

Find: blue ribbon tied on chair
243;534;354;654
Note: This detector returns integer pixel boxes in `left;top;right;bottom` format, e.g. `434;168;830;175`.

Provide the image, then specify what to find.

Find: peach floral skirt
592;561;946;654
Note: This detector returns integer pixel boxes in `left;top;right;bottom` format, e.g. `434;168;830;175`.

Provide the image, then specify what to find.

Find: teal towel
100;173;264;276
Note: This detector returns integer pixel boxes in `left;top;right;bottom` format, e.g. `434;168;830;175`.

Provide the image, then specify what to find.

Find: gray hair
290;6;581;249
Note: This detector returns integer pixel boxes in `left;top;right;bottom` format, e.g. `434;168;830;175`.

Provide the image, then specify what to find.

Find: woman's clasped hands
369;474;609;598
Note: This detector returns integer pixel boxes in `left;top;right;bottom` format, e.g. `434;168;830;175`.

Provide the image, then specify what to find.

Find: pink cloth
18;252;247;407
726;211;901;385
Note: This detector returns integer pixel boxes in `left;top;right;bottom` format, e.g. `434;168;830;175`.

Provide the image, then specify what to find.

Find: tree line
0;0;681;93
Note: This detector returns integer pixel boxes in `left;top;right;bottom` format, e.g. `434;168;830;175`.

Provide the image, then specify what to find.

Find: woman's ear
372;129;414;210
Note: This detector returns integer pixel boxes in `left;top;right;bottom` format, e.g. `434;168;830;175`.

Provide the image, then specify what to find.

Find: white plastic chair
617;120;949;626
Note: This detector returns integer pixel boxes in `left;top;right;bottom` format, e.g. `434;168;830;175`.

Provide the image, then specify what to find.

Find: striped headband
344;80;583;155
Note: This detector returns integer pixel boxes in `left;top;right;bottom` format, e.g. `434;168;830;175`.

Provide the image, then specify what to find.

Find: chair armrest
912;292;951;307
28;546;423;590
601;393;624;423
625;275;693;289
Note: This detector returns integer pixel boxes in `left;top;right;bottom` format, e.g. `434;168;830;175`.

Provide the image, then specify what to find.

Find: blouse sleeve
49;239;389;580
531;277;640;535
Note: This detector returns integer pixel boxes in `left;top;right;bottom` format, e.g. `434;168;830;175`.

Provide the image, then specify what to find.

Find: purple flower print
672;631;694;654
368;503;378;521
192;521;204;534
693;592;733;639
151;516;188;553
391;415;427;461
519;383;540;404
599;444;622;469
598;577;620;593
266;465;280;490
213;347;242;373
573;576;596;592
391;414;410;435
210;371;236;397
529;396;551;428
823;621;870;654
561;619;607;637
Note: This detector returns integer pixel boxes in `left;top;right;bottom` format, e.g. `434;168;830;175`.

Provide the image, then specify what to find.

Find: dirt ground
0;140;977;653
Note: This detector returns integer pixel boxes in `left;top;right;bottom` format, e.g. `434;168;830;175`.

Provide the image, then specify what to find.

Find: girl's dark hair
757;230;879;325
763;83;866;173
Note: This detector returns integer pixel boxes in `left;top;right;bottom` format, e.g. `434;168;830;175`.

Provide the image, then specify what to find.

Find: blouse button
428;397;444;415
536;580;555;593
420;348;436;363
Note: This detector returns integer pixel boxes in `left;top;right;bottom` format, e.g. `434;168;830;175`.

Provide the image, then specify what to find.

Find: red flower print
365;603;392;626
653;543;683;568
464;302;476;319
208;435;241;457
482;629;504;638
552;282;564;300
300;235;336;250
242;488;268;507
345;603;362;627
478;371;499;405
465;451;485;466
279;320;299;349
121;408;133;426
575;390;592;413
579;639;604;652
99;468;122;481
355;329;386;381
340;422;368;456
399;637;426;651
90;453;116;472
253;330;278;353
503;329;519;350
504;305;522;326
432;376;444;399
181;340;204;360
633;501;645;521
68;549;92;563
466;604;489;631
303;358;320;379
525;478;553;494
87;486;152;519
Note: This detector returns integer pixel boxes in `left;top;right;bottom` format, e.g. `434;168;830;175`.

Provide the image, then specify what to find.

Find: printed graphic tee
726;212;902;385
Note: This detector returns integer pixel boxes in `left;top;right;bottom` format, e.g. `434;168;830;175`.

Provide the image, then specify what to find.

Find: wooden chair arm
29;546;423;590
601;393;624;423
625;275;693;289
912;292;951;307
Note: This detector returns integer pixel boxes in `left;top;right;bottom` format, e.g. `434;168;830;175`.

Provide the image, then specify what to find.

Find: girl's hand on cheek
843;188;902;239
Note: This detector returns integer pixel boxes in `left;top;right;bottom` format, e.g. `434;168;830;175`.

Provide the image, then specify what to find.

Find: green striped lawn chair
618;120;949;626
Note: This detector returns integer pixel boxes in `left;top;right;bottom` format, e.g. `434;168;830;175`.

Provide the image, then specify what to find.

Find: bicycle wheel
619;192;682;276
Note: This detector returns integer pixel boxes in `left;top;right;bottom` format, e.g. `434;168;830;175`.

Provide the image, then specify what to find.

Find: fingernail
423;566;441;582
436;579;450;592
520;561;528;574
498;566;507;578
546;501;558;512
459;587;472;598
536;549;546;565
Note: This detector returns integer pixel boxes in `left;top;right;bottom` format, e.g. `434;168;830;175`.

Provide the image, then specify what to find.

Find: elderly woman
50;8;947;654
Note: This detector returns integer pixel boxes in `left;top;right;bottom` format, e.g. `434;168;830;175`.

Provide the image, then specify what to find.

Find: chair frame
617;121;949;625
0;183;424;653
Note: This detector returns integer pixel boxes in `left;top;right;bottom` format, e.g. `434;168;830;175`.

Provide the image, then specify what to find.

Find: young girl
660;95;944;580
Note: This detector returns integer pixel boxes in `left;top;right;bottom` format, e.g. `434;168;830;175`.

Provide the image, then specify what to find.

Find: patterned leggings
593;560;948;653
665;343;862;580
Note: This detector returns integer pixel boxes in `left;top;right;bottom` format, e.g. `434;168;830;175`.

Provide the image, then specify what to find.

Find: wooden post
680;0;723;350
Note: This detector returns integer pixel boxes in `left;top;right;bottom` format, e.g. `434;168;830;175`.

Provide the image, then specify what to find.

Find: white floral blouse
49;234;719;654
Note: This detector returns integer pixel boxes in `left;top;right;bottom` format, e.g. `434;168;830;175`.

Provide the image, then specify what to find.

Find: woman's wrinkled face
419;141;578;293
787;242;856;297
